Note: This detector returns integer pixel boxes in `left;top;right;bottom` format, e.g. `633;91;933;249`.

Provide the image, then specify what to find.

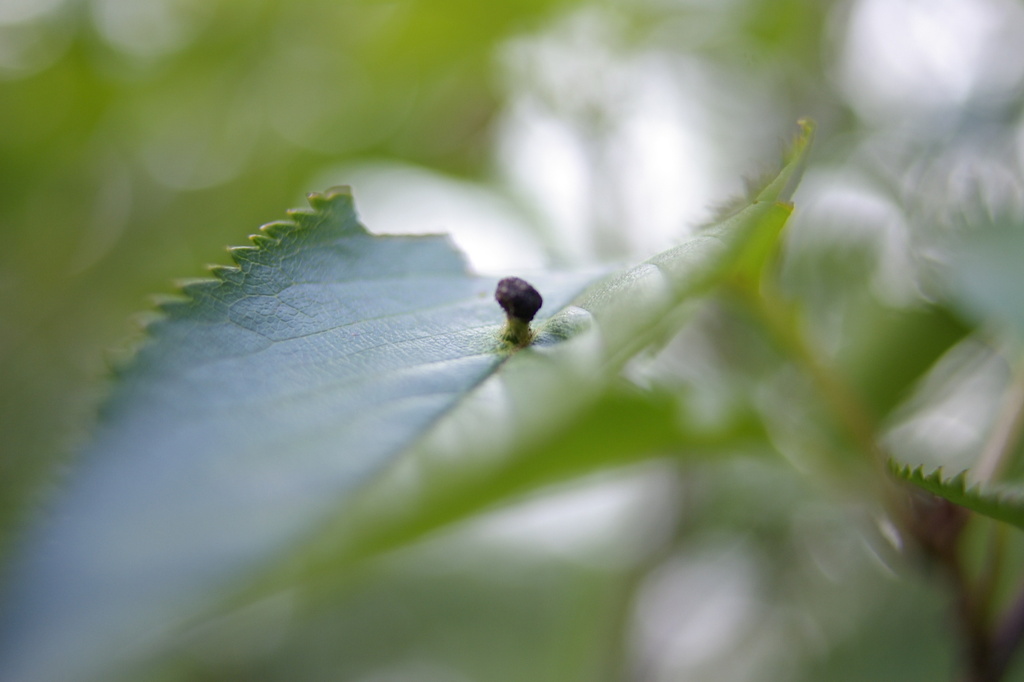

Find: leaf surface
0;188;594;682
0;122;814;682
943;218;1024;343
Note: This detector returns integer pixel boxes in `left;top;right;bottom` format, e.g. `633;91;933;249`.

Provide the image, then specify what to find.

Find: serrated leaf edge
890;460;1024;530
120;186;359;341
99;187;362;383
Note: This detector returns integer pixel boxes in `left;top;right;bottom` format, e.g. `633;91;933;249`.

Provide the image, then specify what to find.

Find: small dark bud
495;277;543;323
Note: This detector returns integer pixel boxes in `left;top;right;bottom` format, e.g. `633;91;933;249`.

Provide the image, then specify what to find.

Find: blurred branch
990;580;1024;681
977;524;1008;637
949;560;992;682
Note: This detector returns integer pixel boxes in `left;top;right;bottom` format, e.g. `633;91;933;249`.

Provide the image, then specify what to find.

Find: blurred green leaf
943;219;1024;344
319;385;768;566
838;302;970;420
891;461;1024;530
181;542;628;682
729;119;815;288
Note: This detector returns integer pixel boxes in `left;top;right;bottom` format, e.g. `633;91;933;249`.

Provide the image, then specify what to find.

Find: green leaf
707;118;813;286
890;461;1024;530
0;122;813;682
943;217;1024;344
836;303;970;421
0;188;596;682
315;386;768;565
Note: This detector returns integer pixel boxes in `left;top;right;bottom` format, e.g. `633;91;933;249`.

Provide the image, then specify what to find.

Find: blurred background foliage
3;0;1024;680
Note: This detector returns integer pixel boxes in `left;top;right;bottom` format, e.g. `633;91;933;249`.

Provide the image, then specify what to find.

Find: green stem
991;580;1024;681
977;523;1008;631
501;317;534;349
948;555;995;682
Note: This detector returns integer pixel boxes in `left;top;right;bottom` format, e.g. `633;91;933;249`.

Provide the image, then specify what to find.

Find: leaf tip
259;220;294;240
249;233;279;249
305;185;357;218
309;185;353;204
791;118;816;155
207;264;243;285
278;187;364;237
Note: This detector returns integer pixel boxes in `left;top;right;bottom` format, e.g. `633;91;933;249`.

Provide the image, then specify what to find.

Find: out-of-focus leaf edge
317;387;770;564
759;118;814;204
890;460;1024;530
733;118;814;284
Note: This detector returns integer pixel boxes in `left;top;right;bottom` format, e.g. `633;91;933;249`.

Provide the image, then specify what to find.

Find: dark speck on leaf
495;277;543;322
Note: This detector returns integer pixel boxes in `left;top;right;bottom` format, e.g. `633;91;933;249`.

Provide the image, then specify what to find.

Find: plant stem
977;524;1008;632
990;581;1024;680
944;551;995;681
501;316;534;348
